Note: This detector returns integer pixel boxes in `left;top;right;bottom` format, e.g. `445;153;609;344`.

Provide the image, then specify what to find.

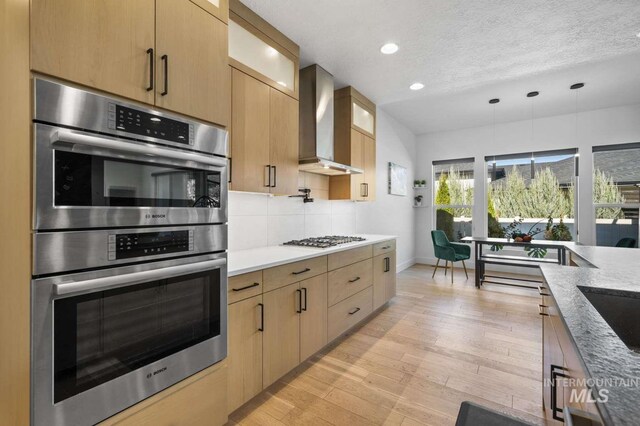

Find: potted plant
414;195;423;207
420;179;426;187
544;216;573;241
413;180;420;188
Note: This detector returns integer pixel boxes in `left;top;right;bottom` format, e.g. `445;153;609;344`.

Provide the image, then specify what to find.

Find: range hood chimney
298;65;363;176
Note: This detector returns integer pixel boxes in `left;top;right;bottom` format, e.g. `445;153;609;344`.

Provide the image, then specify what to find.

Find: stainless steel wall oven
31;78;229;426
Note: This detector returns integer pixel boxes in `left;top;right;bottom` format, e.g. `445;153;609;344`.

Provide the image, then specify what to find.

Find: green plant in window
435;173;454;240
593;169;625;219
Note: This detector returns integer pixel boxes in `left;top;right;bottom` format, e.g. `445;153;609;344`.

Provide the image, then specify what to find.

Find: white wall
415;102;640;264
228;108;418;271
357;108;418;271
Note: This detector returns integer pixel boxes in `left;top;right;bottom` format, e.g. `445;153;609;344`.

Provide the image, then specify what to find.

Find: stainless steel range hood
298;65;363;176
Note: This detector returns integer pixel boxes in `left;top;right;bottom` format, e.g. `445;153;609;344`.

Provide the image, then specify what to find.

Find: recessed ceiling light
409;82;425;91
636;32;640;38
380;43;399;55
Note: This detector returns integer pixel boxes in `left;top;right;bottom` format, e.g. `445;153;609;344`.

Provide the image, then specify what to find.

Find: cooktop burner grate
283;236;367;248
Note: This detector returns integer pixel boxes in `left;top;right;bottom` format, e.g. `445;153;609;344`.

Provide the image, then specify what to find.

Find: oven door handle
53;258;227;297
51;129;228;169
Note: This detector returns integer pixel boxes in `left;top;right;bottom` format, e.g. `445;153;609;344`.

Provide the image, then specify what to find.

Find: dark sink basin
578;286;640;353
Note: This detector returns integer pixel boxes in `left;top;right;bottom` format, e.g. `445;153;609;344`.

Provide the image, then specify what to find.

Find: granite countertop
540;245;640;425
228;234;396;276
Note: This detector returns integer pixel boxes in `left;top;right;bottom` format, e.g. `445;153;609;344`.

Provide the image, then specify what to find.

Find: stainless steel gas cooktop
283;236;366;249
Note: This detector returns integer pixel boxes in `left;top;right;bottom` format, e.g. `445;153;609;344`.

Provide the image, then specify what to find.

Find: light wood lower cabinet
227;241;396;415
373;251;396;310
101;361;228;426
328;287;373;341
262;282;300;388
300;274;328;361
227;294;263;414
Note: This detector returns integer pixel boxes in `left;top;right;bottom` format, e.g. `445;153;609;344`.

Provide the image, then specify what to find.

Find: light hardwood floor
227;264;549;425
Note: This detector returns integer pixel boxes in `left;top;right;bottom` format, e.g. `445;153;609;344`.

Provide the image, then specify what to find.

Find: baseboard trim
396;258;416;273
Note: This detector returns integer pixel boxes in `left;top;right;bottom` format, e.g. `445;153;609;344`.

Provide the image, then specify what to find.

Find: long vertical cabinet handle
360;183;366;197
228;158;232;183
550;364;569;421
264;165;271;187
146;48;154;91
296;289;302;314
258;303;264;332
384;257;390;272
161;54;169;96
271;166;277;188
364;183;369;197
301;287;307;311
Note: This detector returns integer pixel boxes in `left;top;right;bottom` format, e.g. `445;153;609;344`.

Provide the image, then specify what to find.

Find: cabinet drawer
263;256;327;292
328;245;372;271
373;240;395;257
328;287;373;341
328;259;373;306
228;271;263;304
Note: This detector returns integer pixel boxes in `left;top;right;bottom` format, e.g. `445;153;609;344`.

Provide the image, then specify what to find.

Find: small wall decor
388;162;408;196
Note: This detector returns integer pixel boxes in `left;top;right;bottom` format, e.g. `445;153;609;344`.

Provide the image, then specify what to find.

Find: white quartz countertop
228;234;396;276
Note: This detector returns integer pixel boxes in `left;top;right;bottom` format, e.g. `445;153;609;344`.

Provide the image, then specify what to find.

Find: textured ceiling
240;0;640;134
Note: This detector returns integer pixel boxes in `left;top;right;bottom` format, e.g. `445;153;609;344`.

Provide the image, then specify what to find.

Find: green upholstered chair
615;237;636;248
431;230;471;283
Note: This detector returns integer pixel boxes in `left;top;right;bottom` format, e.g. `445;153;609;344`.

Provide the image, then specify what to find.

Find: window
593;143;640;247
486;149;578;241
433;158;474;242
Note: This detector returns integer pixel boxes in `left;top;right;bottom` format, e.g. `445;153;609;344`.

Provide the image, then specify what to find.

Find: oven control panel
108;229;194;260
107;103;194;145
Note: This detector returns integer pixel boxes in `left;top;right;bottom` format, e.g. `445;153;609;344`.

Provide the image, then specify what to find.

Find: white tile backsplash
331;214;357;235
304;215;332;238
229;193;359;249
268;215;305;245
228;215;268;251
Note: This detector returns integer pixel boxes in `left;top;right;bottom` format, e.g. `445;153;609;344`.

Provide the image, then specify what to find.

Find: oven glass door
52;269;221;403
55;150;221;208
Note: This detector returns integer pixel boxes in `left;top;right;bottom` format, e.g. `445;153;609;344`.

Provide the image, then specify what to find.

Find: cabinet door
385;251;397;301
31;0;155;104
363;135;376;201
230;70;270;193
300;274;328;361
269;88;299;195
227;295;263;414
542;310;564;422
156;0;230;126
372;254;387;310
190;0;229;23
262;283;300;387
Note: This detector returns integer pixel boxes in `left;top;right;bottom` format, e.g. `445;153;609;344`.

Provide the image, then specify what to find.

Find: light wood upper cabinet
230;70;299;195
230;69;270;193
299;274;328;361
190;0;229;23
262;282;300;388
31;0;230;127
227;294;263;414
363;134;377;201
31;0;156;105
156;0;230;126
269;88;299;195
330;87;377;201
